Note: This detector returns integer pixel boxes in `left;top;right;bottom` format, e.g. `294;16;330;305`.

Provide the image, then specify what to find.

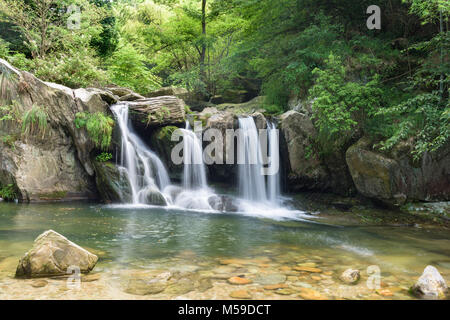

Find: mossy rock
93;161;132;203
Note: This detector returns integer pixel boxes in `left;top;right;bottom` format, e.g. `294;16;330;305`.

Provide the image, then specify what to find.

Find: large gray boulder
411;266;448;299
346;137;450;205
279;110;355;194
0;59;101;202
16;230;98;278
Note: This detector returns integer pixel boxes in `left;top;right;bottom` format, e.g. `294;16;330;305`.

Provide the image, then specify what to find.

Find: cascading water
109;104;305;220
180;122;208;190
111;104;170;205
237;117;281;204
171;122;214;210
238;117;268;202
267;121;281;203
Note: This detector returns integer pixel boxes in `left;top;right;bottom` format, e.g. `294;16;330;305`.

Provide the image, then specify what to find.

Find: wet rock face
0;59;101;202
346;137;450;205
411;266;448;299
93;161;132;203
279;110;355;195
16;230;98;278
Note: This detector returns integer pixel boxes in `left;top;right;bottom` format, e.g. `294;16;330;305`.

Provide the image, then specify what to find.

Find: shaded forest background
0;0;448;160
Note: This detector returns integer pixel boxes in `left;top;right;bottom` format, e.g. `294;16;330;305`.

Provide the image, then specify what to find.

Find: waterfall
111;104;170;205
267;121;281;203
237;117;281;204
181;122;208;190
238;117;267;201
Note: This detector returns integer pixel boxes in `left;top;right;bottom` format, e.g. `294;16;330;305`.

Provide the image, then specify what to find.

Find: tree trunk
200;0;207;92
200;0;207;66
439;9;444;99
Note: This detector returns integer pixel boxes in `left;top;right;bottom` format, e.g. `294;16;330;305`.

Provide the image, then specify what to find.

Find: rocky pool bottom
0;198;449;300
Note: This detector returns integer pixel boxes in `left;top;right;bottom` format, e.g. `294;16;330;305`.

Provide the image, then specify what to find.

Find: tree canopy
0;0;448;159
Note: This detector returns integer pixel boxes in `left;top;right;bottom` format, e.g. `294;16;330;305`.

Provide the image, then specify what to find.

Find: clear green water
0;201;449;299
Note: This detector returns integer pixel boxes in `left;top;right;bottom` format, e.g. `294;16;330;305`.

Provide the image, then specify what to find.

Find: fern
21;105;48;139
75;112;115;150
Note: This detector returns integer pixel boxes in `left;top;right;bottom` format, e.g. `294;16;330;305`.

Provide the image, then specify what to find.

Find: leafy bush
96;152;113;162
0;38;9;59
21;105;48;139
309;54;383;151
33;48;108;89
377;93;449;160
75;112;115;150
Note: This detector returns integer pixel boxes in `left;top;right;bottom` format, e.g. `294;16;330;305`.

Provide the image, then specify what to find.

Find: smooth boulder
411;266;448;299
346;137;450;205
16;230;98;278
340;269;360;284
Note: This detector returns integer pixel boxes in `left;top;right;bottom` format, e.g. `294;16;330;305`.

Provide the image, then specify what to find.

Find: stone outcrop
16;230;98;278
93;161;132;203
346;137;450;205
279;110;355;195
0;60;190;203
0;59;103;202
128;96;186;128
411;266;448;299
198;107;237;184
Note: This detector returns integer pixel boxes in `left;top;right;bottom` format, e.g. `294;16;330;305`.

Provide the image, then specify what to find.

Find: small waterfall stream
110;104;287;216
238;117;281;204
111;104;170;205
180;122;208;190
238;117;267;201
267;121;281;203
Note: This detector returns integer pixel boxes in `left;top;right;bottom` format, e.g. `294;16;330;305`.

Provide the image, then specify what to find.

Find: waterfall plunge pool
0;200;449;300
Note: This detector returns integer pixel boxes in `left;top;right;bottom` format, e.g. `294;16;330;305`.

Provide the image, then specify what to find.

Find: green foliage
0;183;17;201
377;93;449;159
75;112;115;150
107;42;161;94
21;105;48;139
96;152;113;162
33;49;108;89
0;37;9;59
263;104;284;116
0;0;108;88
0;103;20;122
148;106;171;125
0;134;17;149
309;54;383;150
